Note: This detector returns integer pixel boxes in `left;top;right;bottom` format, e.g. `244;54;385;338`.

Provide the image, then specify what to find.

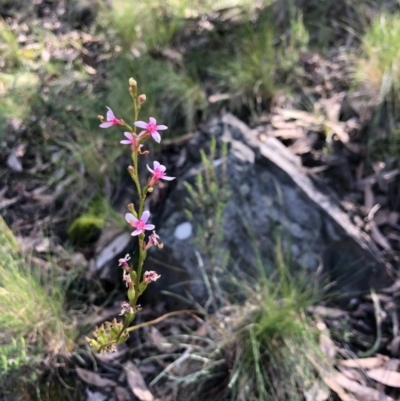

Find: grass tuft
358;13;400;103
0;217;77;358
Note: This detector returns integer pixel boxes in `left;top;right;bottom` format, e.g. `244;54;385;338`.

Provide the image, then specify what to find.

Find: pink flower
100;107;123;128
119;301;134;316
118;254;131;269
147;161;175;185
120;132;143;150
146;231;163;250
125;211;155;236
123;271;132;287
143;271;161;283
134;117;167;143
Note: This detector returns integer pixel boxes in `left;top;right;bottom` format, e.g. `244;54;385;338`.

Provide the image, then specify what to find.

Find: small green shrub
358;13;400;103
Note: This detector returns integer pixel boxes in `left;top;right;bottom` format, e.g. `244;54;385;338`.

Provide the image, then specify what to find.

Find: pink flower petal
106;107;115;121
134;121;149;129
141;211;150;223
125;213;138;224
156;125;168;131
146;164;155;174
161;175;175;181
124;132;133;139
151;131;161;143
131;229;143;236
144;224;155;230
158;164;166;173
149;117;156;125
100;122;114;128
153;161;161;169
120;140;132;144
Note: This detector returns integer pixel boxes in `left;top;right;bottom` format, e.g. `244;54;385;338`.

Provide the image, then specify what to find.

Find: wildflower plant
86;78;174;353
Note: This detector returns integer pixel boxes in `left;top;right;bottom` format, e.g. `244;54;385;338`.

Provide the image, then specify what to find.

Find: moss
67;197;106;244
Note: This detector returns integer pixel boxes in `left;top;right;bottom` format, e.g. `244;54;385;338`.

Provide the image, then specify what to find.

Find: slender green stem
126;310;205;332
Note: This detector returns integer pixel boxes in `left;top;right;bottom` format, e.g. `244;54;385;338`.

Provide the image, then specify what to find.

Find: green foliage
100;0;187;51
184;137;230;307
0;337;29;375
357;12;400;156
108;55;206;133
0;217;77;356
359;13;400;103
0;71;40;140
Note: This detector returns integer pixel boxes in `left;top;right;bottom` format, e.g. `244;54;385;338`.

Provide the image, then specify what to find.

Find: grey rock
145;114;391;307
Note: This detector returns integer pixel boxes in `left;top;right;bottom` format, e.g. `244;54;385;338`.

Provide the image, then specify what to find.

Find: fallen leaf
271;128;304;139
150;326;174;352
125;361;154;401
95;347;128;365
323;373;354;401
304;382;329;401
194;322;209;337
338;366;365;383
334;371;394;401
368;204;392;251
76;367;117;388
85;390;107;401
115;386;131;401
367;368;400;388
308;306;348;319
7;151;23;172
338;355;389;370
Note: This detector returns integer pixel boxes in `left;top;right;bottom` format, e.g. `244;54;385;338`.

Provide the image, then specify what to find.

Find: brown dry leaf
304;382;329;401
338;355;389;370
208;93;231;103
368;204;392;251
95;347;128;365
334;371;394;401
338;366;365;383
276;108;321;126
317;321;336;363
75;367;117;388
364;183;374;211
271;128;304;139
309;305;348;319
367;368;400;388
388;336;400;357
194;322;209;337
323;373;355;401
150;326;174;352
125;361;154;401
324;121;350;143
115;386;131;401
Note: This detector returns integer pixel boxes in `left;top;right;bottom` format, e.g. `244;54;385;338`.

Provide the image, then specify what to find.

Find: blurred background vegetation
1;0;400;399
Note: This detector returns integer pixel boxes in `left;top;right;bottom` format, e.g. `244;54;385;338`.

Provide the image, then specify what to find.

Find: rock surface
142;114;392;307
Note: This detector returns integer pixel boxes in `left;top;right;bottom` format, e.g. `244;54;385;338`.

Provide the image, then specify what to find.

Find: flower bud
148;186;153;193
127;203;136;216
129;78;137;88
127;288;136;302
138;94;146;104
127;165;136;180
